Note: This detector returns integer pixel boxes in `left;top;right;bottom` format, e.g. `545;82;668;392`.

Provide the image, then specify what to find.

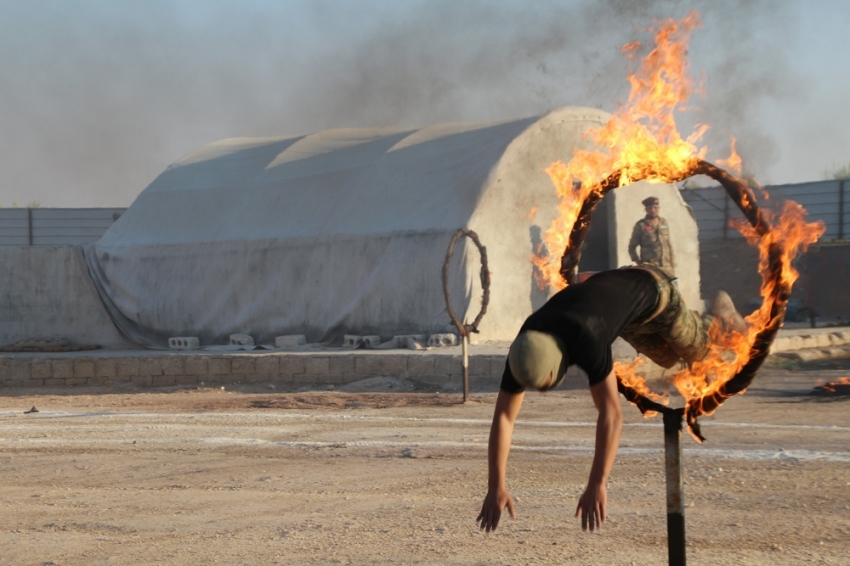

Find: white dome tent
81;106;700;348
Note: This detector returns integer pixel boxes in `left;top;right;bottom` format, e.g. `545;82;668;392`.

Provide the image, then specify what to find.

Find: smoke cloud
0;0;810;206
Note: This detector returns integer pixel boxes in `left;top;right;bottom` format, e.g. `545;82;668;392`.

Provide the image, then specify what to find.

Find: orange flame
534;12;706;290
815;376;850;393
531;12;827;424
673;201;824;415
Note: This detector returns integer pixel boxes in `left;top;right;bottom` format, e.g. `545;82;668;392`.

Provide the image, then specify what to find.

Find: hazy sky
1;0;848;207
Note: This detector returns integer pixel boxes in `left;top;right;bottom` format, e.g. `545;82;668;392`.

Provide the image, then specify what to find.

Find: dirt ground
1;360;849;565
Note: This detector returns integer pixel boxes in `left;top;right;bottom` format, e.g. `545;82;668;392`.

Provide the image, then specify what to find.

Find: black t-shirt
501;269;658;392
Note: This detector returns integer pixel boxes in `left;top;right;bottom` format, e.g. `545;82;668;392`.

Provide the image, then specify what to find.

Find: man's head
642;196;660;218
508;330;568;391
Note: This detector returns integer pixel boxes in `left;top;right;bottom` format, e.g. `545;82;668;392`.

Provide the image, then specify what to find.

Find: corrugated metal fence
682;180;848;241
0;208;126;246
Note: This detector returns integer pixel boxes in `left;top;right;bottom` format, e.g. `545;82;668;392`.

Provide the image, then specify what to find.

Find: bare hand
476;487;516;533
575;483;607;532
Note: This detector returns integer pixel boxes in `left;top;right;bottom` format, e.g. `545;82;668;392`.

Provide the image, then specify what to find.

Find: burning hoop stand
442;229;490;403
559;159;790;566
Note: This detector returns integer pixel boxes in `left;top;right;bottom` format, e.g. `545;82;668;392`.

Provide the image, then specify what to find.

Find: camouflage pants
620;264;710;369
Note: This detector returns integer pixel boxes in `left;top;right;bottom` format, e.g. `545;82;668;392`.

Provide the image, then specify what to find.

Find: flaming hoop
554;160;808;441
532;12;826;442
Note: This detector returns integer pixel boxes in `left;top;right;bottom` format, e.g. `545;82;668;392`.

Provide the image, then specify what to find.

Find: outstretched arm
575;369;623;532
476;388;525;532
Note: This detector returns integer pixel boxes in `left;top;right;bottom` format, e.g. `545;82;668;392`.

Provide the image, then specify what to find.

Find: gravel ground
1;361;849;565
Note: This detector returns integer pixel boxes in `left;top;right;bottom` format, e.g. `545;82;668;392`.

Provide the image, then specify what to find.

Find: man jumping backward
476;263;744;532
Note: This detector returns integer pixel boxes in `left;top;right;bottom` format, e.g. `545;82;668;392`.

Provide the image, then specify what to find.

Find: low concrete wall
0;350;507;390
0;246;135;349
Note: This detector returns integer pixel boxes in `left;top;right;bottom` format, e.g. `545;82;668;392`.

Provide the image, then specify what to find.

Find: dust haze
0;0;803;207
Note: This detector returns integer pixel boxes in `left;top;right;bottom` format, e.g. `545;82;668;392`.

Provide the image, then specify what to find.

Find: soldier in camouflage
628;196;675;276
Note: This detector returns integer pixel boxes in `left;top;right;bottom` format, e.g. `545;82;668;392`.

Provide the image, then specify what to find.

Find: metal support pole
663;410;686;566
839;179;845;241
461;334;469;403
27;208;33;246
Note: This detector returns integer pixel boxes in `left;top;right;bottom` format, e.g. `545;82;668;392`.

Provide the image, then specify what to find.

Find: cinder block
342;335;363;349
175;375;200;385
354;356;382;376
96;359;118;378
152;375;177;387
329;356;355;376
184;357;209;376
428;333;458;347
73;360;95;379
162;357;185;376
131;375;153;386
52;360;74;378
275;335;306;348
117;359;140;377
44;378;66;387
22;378;44;387
469;358;489;376
407;355;436;377
255;356;279;375
362;336;382;349
208;358;231;375
140;358;164;376
32;362;52;380
9;362;31;381
435;355;461;377
87;375;110;386
232;357;257;375
169;337;200;350
305;357;329;375
279;356;306;374
64;377;87;387
229;334;254;346
379;356;408;376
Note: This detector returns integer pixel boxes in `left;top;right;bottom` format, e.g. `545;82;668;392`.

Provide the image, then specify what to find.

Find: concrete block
32;362;52;380
231;356;257;375
169;337;200;350
175;375;200;385
44;378;66;387
435;355;461;377
354;356;382;376
184;357;209;376
428;333;458;347
73;360;95;379
342;335;363;349
152;375;177;387
305;357;330;375
22;378;45;387
96;359;118;378
279;356;306;374
161;357;184;376
117;359;140;377
131;375;153;386
380;356;408;376
255;356;279;375
275;335;306;348
407;355;437;377
362;335;382;349
9;362;31;381
64;377;87;387
52;360;74;379
139;358;164;376
329;356;355;376
208;358;231;375
87;375;110;386
230;334;254;346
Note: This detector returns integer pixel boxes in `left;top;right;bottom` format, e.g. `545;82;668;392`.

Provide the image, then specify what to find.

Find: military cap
642;196;659;207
